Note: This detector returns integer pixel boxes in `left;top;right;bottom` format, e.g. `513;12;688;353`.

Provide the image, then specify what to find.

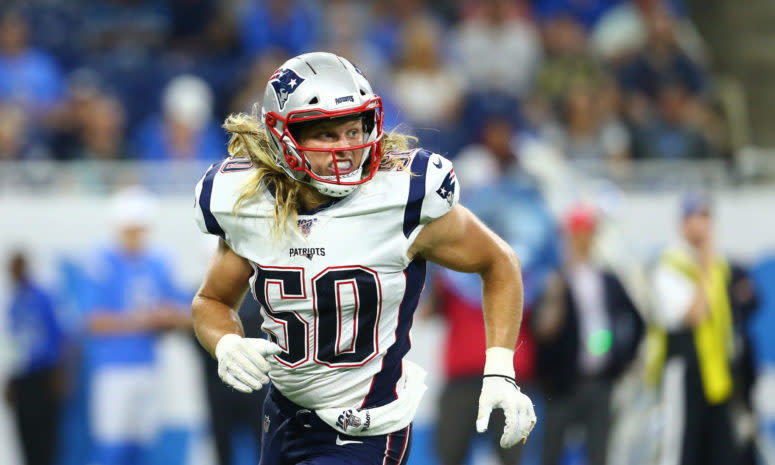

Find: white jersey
194;149;459;413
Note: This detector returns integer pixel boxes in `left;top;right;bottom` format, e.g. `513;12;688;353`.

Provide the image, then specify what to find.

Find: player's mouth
328;159;354;175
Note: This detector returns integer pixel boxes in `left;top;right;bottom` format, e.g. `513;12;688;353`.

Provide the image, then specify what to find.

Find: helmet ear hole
360;89;367;96
308;97;319;104
362;109;376;135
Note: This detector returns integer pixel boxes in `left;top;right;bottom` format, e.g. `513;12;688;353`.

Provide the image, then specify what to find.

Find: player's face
296;118;365;177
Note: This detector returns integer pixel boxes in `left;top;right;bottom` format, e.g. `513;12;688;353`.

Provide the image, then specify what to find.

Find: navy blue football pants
260;386;412;465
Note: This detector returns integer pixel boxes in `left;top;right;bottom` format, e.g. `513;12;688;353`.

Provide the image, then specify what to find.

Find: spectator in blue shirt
5;251;65;465
132;74;224;161
84;186;190;465
617;9;707;101
0;8;64;119
631;80;712;159
534;0;622;30
236;0;319;58
451;113;560;307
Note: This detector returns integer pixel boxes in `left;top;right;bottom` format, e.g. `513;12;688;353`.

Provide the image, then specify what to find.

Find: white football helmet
261;52;384;197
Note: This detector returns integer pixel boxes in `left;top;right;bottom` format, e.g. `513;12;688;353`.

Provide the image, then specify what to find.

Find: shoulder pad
194;157;255;239
402;149;459;238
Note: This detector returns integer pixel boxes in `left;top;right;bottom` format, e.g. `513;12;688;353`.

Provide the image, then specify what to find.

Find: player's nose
330;136;353;154
332;139;349;149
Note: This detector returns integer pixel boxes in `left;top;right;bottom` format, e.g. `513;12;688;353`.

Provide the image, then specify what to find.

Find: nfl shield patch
297;218;318;237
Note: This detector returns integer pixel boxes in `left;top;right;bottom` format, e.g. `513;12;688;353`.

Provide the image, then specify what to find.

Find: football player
192;52;536;465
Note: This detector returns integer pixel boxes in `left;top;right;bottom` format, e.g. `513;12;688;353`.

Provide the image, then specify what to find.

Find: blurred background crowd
0;0;768;180
2;1;775;465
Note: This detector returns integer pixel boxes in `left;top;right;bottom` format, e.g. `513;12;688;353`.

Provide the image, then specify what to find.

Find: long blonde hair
223;111;416;238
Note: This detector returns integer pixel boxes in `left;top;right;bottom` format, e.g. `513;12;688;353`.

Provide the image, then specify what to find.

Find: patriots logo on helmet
436;169;456;206
270;68;305;110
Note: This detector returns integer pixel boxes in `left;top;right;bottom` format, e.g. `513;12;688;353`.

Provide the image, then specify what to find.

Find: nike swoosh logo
432;158;442;168
336;435;363;446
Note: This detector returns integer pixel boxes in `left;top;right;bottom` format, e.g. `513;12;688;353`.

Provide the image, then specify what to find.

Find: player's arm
408;204;535;447
192;238;281;393
191;238;252;356
408;204;523;350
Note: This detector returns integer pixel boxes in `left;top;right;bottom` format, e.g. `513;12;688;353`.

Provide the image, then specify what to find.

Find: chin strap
309;171;362;197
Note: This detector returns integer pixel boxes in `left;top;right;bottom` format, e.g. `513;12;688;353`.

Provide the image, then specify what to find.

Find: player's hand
475;347;537;448
215;334;282;393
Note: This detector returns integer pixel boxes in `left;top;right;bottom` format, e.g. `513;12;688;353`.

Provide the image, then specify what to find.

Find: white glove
476;347;537;448
215;333;282;393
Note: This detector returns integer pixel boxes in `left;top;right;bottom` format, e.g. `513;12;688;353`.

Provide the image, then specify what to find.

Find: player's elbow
494;239;521;275
191;293;214;321
480;240;521;280
503;246;521;273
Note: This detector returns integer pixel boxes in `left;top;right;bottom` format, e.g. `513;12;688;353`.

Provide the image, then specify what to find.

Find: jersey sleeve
420;151;459;223
402;149;460;241
193;160;227;239
193;175;208;235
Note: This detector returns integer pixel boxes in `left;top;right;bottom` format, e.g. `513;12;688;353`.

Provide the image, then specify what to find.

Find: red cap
564;203;598;233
